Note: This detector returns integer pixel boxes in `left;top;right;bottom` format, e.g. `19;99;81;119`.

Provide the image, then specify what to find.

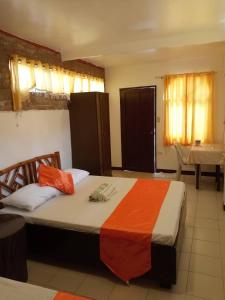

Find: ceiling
1;0;225;67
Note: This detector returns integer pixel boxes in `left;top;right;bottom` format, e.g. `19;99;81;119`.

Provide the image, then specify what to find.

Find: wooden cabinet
69;92;111;176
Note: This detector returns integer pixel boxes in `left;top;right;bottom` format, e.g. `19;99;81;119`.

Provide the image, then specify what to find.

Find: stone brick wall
0;31;105;111
0;30;68;111
62;59;105;79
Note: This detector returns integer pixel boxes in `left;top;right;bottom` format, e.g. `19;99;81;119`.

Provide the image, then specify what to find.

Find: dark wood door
120;86;156;172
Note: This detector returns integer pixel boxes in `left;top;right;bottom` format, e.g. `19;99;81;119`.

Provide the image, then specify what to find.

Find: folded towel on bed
89;183;117;202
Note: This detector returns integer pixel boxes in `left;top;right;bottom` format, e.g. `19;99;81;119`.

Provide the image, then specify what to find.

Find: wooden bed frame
0;152;186;288
0;152;61;200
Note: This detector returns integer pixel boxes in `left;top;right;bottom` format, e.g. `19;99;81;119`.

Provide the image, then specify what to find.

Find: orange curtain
164;72;214;145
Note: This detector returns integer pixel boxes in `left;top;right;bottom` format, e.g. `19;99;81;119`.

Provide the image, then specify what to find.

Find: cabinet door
69;93;101;175
97;93;112;176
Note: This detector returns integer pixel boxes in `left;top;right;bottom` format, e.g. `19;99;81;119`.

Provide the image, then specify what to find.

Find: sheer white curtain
10;55;105;111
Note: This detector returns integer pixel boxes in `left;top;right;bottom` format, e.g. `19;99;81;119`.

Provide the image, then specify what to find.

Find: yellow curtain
164;72;214;145
10;56;36;111
10;55;105;111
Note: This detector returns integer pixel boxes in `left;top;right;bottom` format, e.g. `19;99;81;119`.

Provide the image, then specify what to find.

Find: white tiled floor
27;173;225;300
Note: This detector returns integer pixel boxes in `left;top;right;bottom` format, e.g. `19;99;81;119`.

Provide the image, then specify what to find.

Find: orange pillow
38;164;75;195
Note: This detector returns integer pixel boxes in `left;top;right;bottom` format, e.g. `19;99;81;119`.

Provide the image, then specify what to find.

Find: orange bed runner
100;179;170;282
54;291;91;300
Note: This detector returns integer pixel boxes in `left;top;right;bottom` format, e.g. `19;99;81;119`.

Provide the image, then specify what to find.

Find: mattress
0;176;186;246
0;276;56;300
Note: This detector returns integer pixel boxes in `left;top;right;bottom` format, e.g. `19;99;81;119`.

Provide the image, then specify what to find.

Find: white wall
0;110;72;169
105;55;225;170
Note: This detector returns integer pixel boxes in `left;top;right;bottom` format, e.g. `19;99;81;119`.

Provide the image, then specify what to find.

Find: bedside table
0;214;28;282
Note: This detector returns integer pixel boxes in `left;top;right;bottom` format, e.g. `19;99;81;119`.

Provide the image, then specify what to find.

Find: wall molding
111;166;123;170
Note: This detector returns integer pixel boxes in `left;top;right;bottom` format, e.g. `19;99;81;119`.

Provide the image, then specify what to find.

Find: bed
0;152;186;288
0;276;91;300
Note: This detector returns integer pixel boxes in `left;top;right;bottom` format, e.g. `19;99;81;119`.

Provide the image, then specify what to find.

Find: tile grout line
187;251;223;279
105;282;117;300
28;264;58;288
185;187;198;295
187;180;225;300
73;274;88;294
218;229;225;300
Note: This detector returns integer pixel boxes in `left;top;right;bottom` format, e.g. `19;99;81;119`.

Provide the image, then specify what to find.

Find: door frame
120;85;157;172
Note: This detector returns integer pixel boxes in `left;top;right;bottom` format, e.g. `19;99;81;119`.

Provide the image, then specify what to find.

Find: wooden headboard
0;152;61;199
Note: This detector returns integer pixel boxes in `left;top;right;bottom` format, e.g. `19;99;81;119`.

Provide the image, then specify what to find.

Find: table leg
216;165;221;192
195;164;200;189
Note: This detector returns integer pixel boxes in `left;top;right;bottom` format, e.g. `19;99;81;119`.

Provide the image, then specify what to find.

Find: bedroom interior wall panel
0;31;100;170
0;31;72;169
0;30;64;111
0;30;103;111
0;110;72;169
105;55;225;171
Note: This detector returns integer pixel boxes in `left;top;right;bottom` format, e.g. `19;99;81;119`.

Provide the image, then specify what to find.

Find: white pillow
1;183;61;211
64;168;89;184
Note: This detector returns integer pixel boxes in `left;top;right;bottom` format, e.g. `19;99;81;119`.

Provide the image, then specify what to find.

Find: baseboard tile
111;167;223;178
156;168;223;177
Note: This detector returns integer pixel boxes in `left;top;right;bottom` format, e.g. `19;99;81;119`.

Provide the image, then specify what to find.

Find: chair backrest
174;143;190;165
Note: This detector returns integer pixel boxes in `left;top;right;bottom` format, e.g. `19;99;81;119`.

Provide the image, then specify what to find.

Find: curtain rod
155;71;217;80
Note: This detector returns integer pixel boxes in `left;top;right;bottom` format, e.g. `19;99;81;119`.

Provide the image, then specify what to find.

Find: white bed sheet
0;276;56;300
0;176;186;246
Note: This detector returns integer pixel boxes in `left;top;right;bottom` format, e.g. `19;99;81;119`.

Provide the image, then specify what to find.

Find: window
164;72;214;145
10;55;105;111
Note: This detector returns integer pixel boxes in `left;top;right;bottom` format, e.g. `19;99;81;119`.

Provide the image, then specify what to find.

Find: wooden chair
174;144;192;181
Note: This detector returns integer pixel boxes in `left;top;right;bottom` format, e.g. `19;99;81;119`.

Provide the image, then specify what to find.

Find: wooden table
186;144;225;191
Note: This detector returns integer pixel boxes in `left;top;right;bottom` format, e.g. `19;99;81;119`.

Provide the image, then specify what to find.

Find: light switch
156;116;160;122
